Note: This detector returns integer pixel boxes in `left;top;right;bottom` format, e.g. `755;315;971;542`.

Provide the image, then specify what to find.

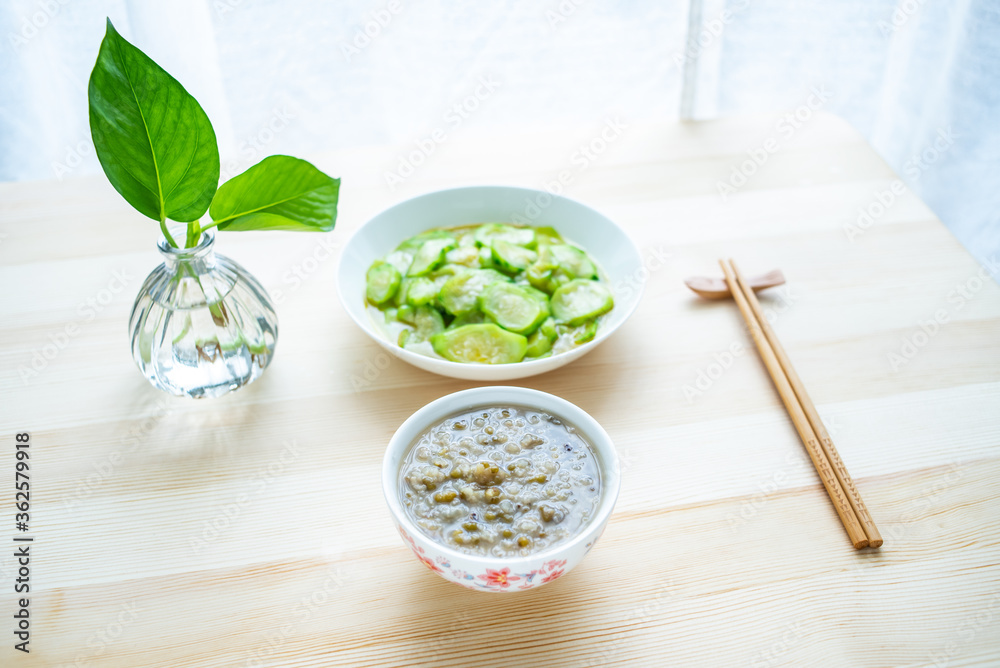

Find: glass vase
128;230;278;398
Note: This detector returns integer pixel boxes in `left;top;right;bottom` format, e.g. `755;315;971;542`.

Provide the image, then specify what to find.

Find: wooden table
2;112;999;667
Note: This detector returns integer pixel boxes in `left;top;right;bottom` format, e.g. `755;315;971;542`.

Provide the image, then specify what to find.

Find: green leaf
88;19;219;223
209;155;340;232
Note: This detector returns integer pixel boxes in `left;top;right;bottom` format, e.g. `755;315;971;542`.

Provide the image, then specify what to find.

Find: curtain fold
1;0;995;267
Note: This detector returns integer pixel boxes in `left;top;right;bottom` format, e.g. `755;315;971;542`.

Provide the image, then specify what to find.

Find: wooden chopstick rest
684;269;785;300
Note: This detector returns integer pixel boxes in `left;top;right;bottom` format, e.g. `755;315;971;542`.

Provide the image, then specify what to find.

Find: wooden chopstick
729;259;882;548
718;259;870;549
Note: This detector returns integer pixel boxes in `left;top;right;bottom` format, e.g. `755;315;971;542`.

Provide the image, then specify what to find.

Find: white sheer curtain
1;0;996;268
682;0;1000;268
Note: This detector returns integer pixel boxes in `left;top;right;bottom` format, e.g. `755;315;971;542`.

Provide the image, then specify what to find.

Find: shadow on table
388;561;613;667
114;376;271;467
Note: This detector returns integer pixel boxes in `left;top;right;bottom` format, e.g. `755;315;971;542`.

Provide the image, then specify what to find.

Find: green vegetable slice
438;269;508;316
574;319;599;344
550;279;614;325
527;265;572;295
400;305;444;347
525;328;553;357
408;238;457;276
532;245;559;270
539;317;558;342
404;276;442;306
525;245;577;294
523;285;551;308
366;262;401;304
447;311;488;329
428;264;465;279
535;226;565;248
384;250;413;274
478;246;497;269
431;324;527;364
479;283;550;335
550;244;597;279
535;226;563;246
413;306;445;340
368;223;614;365
396;304;416;324
474;223;536;248
397;229;455;253
491;240;537;273
445;246;481;268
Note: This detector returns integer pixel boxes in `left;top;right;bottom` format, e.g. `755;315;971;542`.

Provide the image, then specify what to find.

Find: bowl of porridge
382;386;621;592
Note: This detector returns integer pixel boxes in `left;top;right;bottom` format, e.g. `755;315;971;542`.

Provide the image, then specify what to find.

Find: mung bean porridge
398;405;603;557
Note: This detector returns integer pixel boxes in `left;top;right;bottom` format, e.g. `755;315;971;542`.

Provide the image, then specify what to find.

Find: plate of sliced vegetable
338;186;644;380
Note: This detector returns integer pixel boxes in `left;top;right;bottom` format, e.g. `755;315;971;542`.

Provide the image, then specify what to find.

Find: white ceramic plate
337;186;644;380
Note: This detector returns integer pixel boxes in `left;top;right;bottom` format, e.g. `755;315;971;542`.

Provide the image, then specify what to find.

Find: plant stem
159;217;179;248
199;219;220;233
185;219;201;248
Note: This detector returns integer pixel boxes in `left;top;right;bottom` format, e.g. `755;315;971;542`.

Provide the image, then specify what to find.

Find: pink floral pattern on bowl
399;526;445;574
398;526;578;592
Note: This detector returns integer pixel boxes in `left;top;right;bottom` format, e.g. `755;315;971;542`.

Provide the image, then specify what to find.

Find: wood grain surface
1;112;999;667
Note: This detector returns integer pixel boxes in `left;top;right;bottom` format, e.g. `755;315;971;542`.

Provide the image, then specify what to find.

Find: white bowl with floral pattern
382;386;621;592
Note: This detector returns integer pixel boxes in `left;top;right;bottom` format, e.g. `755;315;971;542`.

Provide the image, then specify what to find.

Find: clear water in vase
128;230;278;398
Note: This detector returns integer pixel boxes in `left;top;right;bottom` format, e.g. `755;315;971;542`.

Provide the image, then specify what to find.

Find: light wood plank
1;112;998;667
